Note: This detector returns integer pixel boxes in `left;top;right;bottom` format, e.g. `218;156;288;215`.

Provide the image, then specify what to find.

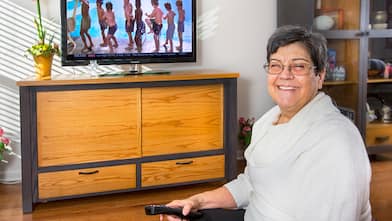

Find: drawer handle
375;136;390;143
78;170;99;175
176;160;194;165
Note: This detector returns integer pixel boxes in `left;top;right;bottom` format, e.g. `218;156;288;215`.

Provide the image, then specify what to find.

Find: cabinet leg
22;196;33;213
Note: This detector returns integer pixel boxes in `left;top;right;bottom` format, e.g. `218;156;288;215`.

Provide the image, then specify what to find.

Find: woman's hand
158;186;236;220
159;198;200;221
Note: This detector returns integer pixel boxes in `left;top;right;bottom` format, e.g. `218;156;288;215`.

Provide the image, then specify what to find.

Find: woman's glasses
263;61;316;76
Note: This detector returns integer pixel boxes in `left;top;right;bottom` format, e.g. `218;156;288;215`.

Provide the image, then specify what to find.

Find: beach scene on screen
66;0;192;56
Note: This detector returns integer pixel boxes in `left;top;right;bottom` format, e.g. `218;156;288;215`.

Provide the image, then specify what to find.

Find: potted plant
237;117;255;159
27;0;60;80
0;128;20;163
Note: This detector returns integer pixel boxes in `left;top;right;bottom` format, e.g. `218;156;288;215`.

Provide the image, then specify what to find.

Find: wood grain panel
38;164;136;199
141;155;225;187
37;88;141;167
142;85;223;156
321;0;360;29
367;123;392;146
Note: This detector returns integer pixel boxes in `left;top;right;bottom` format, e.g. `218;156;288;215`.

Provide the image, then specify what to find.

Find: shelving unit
278;0;392;153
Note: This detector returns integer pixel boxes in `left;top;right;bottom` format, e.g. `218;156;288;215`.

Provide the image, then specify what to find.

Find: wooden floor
0;180;225;221
370;153;392;221
1;155;392;220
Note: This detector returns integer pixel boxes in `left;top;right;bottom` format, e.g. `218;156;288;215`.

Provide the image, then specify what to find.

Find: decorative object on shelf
26;0;60;80
326;48;337;81
332;65;346;81
371;10;388;29
381;104;392;123
384;63;392;79
368;96;392;123
316;0;322;10
313;15;335;30
372;10;388;24
366;103;377;123
368;58;386;78
0;128;21;163
315;8;344;29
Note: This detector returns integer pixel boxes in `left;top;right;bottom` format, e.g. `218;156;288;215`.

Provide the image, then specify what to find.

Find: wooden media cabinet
17;70;239;213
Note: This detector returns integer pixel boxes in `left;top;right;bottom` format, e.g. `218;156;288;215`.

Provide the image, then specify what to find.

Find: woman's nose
279;65;294;79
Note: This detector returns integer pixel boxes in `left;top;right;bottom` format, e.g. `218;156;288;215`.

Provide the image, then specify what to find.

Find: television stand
17;71;239;213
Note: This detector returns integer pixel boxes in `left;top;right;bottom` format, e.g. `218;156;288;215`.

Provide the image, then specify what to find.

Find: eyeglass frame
263;60;318;76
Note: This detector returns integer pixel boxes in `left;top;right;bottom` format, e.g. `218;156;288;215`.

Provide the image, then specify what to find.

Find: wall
1;0;276;181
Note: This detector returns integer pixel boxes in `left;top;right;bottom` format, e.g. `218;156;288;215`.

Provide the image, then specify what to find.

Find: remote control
145;205;203;219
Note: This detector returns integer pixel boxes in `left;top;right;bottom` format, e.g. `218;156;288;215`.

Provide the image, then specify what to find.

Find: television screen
60;0;196;66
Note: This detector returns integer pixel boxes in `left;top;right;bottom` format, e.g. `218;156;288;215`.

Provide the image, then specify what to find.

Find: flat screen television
60;0;196;70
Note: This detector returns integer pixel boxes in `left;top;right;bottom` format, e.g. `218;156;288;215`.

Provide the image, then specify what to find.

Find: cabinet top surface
16;70;239;87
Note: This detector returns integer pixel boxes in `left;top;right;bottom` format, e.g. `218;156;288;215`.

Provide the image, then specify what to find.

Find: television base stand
89;60;99;77
97;64;171;77
127;64;170;75
127;63;143;75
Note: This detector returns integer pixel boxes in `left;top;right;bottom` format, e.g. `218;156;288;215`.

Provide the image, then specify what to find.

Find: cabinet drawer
37;89;141;167
366;124;392;146
38;164;136;199
141;155;225;187
142;85;224;156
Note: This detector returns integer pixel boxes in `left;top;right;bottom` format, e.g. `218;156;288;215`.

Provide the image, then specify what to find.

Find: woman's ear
317;69;326;90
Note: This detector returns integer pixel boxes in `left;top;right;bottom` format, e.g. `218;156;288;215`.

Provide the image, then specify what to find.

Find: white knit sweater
225;92;371;221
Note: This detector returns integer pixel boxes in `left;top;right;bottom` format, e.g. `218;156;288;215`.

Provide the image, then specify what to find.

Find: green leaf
244;135;251;147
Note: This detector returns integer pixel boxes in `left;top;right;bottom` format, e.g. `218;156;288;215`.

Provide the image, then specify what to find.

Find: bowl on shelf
313;15;335;30
368;58;386;78
372;10;388;24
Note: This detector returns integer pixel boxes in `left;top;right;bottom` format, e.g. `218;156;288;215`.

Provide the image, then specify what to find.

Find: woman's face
267;42;325;117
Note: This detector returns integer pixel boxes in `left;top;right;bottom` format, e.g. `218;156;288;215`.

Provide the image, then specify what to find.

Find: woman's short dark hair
266;25;328;75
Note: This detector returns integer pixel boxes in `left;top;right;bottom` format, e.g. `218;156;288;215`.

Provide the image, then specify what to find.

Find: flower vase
34;54;54;80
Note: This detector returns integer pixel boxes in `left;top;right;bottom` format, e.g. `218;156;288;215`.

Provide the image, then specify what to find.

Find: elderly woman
161;25;372;221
